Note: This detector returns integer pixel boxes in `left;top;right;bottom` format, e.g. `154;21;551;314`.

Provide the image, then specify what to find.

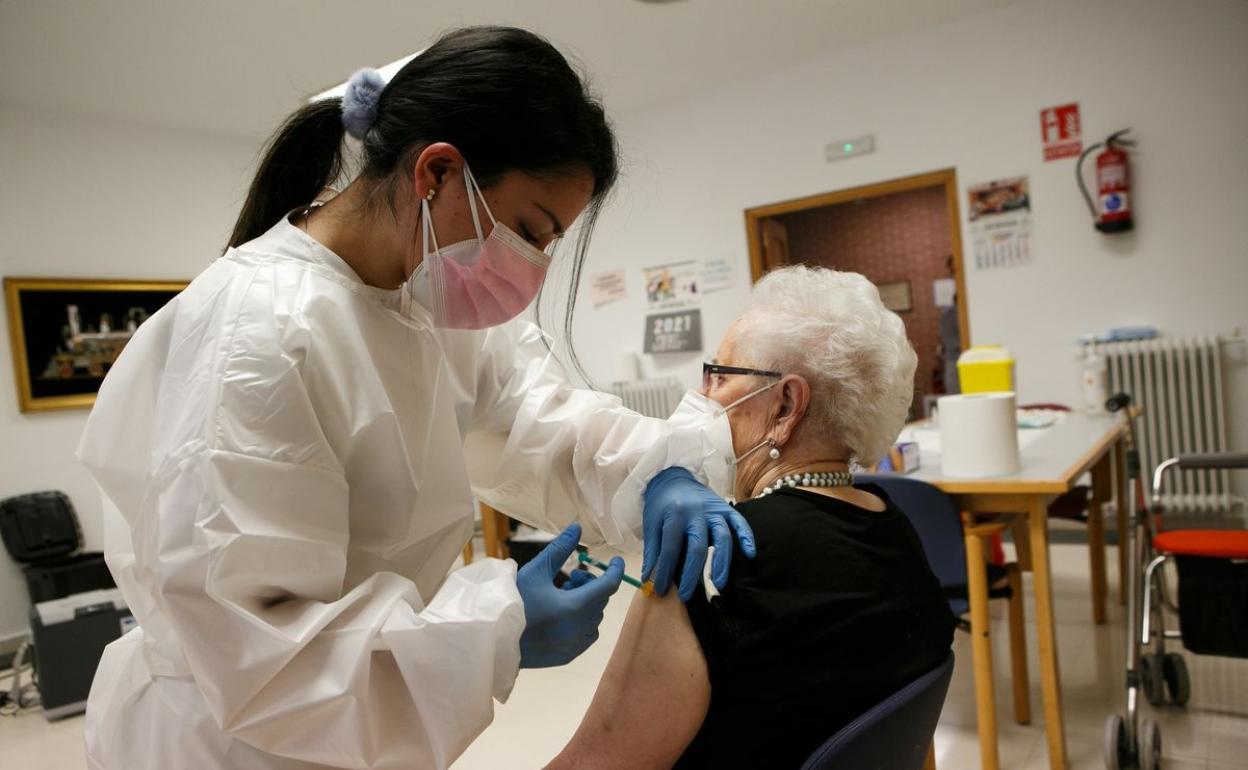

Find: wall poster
966;176;1033;271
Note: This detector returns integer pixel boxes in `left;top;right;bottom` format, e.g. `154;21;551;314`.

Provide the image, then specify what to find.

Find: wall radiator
1090;336;1237;516
606;378;685;420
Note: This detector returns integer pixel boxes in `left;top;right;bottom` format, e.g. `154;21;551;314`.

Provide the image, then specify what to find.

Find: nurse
78;26;753;770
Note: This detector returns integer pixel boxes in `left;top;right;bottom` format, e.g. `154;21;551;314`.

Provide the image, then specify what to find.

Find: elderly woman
548;266;955;769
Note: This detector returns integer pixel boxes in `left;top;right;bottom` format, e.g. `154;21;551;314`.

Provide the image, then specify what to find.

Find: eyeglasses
702;362;783;391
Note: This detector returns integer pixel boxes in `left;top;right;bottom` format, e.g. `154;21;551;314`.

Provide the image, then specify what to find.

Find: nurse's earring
767;439;780;461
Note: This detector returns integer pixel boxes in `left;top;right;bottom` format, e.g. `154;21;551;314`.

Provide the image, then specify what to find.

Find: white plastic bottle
1082;348;1109;413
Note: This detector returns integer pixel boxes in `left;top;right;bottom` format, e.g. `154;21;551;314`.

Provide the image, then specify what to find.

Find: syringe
575;550;650;592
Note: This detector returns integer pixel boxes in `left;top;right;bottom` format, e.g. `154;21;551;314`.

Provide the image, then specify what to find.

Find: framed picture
877;280;913;313
4;278;187;413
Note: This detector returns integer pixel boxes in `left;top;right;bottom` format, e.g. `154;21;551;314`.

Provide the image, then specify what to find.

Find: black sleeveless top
675;484;955;769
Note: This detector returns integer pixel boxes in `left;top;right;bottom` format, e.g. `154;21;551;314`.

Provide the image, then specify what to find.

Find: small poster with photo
642;260;700;312
5;278;187;412
966;176;1033;271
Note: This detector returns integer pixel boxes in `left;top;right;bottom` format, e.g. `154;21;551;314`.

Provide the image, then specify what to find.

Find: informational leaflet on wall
589;269;627;307
967;176;1032;271
699;256;736;295
876;281;912;313
642;260;702;353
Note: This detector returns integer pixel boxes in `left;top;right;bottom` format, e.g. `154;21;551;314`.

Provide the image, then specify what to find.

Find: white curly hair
735;265;917;465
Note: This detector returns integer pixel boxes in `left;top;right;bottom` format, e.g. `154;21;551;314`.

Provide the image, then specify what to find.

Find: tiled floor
923;540;1248;770
2;540;1245;769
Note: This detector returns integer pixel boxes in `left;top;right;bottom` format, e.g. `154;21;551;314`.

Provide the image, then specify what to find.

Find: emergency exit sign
1040;103;1082;161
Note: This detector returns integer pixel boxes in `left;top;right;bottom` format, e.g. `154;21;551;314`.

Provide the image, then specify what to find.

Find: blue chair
800;653;954;770
858;475;1030;770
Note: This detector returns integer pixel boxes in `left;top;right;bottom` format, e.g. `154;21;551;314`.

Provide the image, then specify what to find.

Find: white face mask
667;382;779;499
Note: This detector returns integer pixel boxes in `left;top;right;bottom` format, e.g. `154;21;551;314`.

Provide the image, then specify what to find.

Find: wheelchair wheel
1140;718;1162;770
1104;713;1130;770
1141;654;1166;706
1163;653;1191;706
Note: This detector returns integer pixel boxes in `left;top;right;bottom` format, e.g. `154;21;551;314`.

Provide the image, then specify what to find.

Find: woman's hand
517;524;624;668
641;467;757;601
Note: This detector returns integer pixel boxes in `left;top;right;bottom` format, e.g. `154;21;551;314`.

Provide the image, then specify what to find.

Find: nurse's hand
641;467;757;602
517;524;624;669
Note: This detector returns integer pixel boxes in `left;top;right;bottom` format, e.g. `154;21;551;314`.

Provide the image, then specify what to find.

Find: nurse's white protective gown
77;218;732;770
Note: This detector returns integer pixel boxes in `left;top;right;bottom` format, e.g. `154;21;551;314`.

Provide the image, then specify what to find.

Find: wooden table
901;412;1129;770
479;503;511;560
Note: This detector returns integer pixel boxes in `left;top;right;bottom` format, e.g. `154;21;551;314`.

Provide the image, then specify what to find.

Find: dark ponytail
228;26;619;381
226;99;345;249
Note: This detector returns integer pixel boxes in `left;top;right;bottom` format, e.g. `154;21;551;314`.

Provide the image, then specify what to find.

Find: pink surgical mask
408;164;551;329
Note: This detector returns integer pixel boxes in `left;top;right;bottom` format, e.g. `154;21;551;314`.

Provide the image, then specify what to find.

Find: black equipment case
0;491;115;603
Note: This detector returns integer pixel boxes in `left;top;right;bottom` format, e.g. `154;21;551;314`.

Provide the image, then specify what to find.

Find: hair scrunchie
341;68;385;139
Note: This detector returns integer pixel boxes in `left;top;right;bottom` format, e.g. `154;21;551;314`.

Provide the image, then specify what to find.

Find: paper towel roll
938;392;1020;478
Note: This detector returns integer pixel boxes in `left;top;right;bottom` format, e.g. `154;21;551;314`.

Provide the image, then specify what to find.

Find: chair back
799;653;955;770
858;475;967;594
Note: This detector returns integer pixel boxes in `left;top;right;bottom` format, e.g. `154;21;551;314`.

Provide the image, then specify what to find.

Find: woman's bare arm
546;590;711;769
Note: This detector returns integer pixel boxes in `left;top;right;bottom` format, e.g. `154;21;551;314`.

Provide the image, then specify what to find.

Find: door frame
743;168;970;347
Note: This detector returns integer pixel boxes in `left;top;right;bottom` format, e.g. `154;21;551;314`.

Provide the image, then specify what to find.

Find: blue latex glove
641;467;757;601
517;524;624;669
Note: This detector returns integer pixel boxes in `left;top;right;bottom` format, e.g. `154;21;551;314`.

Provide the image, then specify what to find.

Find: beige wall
0;104;259;641
570;0;1248;451
4;0;1248;641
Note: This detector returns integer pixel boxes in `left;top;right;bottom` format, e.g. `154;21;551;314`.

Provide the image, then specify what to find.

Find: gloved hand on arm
517;523;624;669
641;467;757;602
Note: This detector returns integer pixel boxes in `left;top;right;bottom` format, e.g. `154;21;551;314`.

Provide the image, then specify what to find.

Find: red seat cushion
1153;530;1248;559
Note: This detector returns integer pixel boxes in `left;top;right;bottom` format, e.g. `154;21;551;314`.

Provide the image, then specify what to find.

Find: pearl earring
425;187;437;201
768;440;781;461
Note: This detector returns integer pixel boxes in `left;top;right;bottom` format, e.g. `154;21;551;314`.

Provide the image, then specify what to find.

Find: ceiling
0;0;1017;140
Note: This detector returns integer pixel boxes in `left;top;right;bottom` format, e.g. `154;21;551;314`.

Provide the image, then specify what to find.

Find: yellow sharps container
957;345;1015;394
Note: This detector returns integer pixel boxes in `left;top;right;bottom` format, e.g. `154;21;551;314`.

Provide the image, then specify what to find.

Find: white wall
0;105;258;640
572;0;1248;445
3;0;1246;642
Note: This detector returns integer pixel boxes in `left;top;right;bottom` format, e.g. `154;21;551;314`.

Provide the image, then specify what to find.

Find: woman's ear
411;142;464;199
773;375;810;447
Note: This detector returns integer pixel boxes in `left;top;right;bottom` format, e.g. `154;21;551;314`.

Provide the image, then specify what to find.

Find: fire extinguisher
1077;129;1135;233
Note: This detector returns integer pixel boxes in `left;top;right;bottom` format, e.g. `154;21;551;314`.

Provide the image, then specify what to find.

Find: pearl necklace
757;470;854;498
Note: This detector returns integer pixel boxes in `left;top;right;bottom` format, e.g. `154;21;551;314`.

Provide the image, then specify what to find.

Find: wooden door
760;218;791;273
745;169;970;351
